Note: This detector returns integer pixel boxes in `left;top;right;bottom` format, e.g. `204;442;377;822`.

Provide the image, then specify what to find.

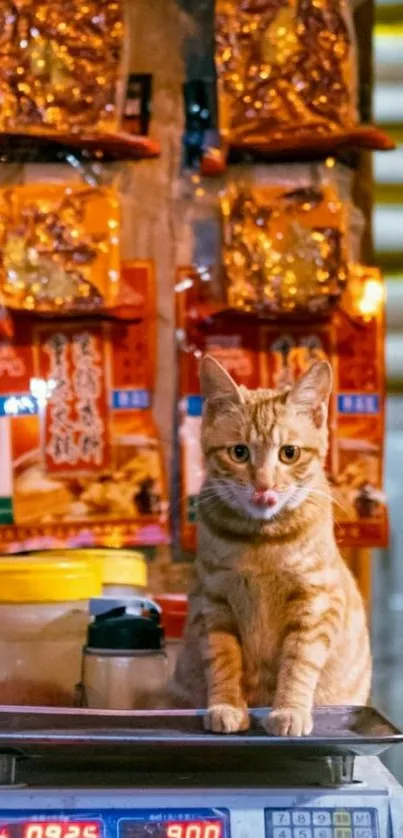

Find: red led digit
166;824;222;838
166;827;182;838
82;828;99;838
24;826;45;838
45;826;63;838
23;822;100;838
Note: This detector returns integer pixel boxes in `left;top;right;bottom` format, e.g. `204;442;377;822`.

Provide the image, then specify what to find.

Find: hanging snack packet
181;163;361;320
0;183;120;314
0;0;127;137
214;0;392;155
221;181;348;316
0;261;168;553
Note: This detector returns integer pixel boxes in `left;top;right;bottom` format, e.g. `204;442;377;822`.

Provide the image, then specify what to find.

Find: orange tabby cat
171;355;371;736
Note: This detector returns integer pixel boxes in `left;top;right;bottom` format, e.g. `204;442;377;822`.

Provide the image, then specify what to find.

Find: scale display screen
119;811;229;838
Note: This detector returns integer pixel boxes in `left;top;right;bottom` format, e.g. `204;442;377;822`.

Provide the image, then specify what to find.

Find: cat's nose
252;489;277;507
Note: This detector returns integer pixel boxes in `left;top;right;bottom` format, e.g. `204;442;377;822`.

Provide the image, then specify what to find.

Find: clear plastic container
0;556;101;706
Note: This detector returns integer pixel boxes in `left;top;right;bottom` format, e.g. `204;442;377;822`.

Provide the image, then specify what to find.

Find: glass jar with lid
0;555;101;706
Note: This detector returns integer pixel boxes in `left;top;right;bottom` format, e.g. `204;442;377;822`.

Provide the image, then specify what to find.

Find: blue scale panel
266;808;379;838
0;811;230;838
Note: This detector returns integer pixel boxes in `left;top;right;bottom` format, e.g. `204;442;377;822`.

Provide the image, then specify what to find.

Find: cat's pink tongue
252;490;277;507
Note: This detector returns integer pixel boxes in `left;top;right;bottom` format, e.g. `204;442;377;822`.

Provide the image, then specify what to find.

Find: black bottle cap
87;606;164;652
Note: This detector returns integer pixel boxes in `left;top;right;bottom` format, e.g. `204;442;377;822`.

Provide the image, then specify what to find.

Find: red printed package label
0;268;167;551
330;301;387;548
36;324;110;475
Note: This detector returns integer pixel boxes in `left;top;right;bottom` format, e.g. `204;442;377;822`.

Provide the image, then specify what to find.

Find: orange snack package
221;182;348;315
0;261;168;553
176;266;387;553
0;0;126;137
0;183;121;315
214;0;393;156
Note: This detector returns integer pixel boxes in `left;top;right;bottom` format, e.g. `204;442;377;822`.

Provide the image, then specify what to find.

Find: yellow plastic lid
35;549;148;590
100;551;147;589
0;556;102;603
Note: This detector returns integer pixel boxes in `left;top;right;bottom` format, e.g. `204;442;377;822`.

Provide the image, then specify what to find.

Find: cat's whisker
306;487;350;517
306;499;344;533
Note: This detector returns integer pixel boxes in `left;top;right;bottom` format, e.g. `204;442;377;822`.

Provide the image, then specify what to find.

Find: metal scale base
0;706;401;838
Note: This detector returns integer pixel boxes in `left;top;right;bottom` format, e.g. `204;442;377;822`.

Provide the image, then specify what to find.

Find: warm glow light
29;377;57;407
357;278;384;318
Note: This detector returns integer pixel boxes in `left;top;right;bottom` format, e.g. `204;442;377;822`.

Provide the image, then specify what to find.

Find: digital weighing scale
0;706;402;838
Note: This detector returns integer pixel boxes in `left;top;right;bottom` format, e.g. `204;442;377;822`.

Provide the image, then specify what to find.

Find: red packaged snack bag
0;261;168;553
330;266;387;547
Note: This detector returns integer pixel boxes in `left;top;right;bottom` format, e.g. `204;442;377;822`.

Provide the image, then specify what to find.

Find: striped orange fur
170;355;371;736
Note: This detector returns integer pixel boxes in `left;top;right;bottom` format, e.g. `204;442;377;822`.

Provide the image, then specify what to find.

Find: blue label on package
0;393;39;417
112;389;150;410
186;395;203;417
337;394;380;415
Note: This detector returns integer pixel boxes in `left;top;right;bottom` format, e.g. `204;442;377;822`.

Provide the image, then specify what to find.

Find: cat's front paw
205;703;249;734
266;707;313;737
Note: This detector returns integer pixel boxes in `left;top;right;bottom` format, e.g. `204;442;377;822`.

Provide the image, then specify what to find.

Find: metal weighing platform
0;706;402;838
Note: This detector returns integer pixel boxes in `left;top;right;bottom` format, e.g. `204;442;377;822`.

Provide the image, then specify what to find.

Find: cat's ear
287;361;332;428
200;355;242;402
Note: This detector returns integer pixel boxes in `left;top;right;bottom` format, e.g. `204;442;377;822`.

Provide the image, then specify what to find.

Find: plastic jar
0;555;101;707
153;594;188;677
41;549;148;597
81;599;167;710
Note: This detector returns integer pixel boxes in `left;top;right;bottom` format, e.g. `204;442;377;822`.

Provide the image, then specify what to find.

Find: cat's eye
279;445;301;464
228;444;250;463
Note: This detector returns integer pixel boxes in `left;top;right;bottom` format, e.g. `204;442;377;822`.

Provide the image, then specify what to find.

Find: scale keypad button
293;813;311;826
353;814;371;828
274;828;293;838
313;814;332;826
333;813;351;826
266;809;377;838
273;813;292;826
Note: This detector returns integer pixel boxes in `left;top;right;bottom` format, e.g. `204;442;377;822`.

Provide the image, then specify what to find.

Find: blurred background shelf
371;0;403;780
373;11;403;385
